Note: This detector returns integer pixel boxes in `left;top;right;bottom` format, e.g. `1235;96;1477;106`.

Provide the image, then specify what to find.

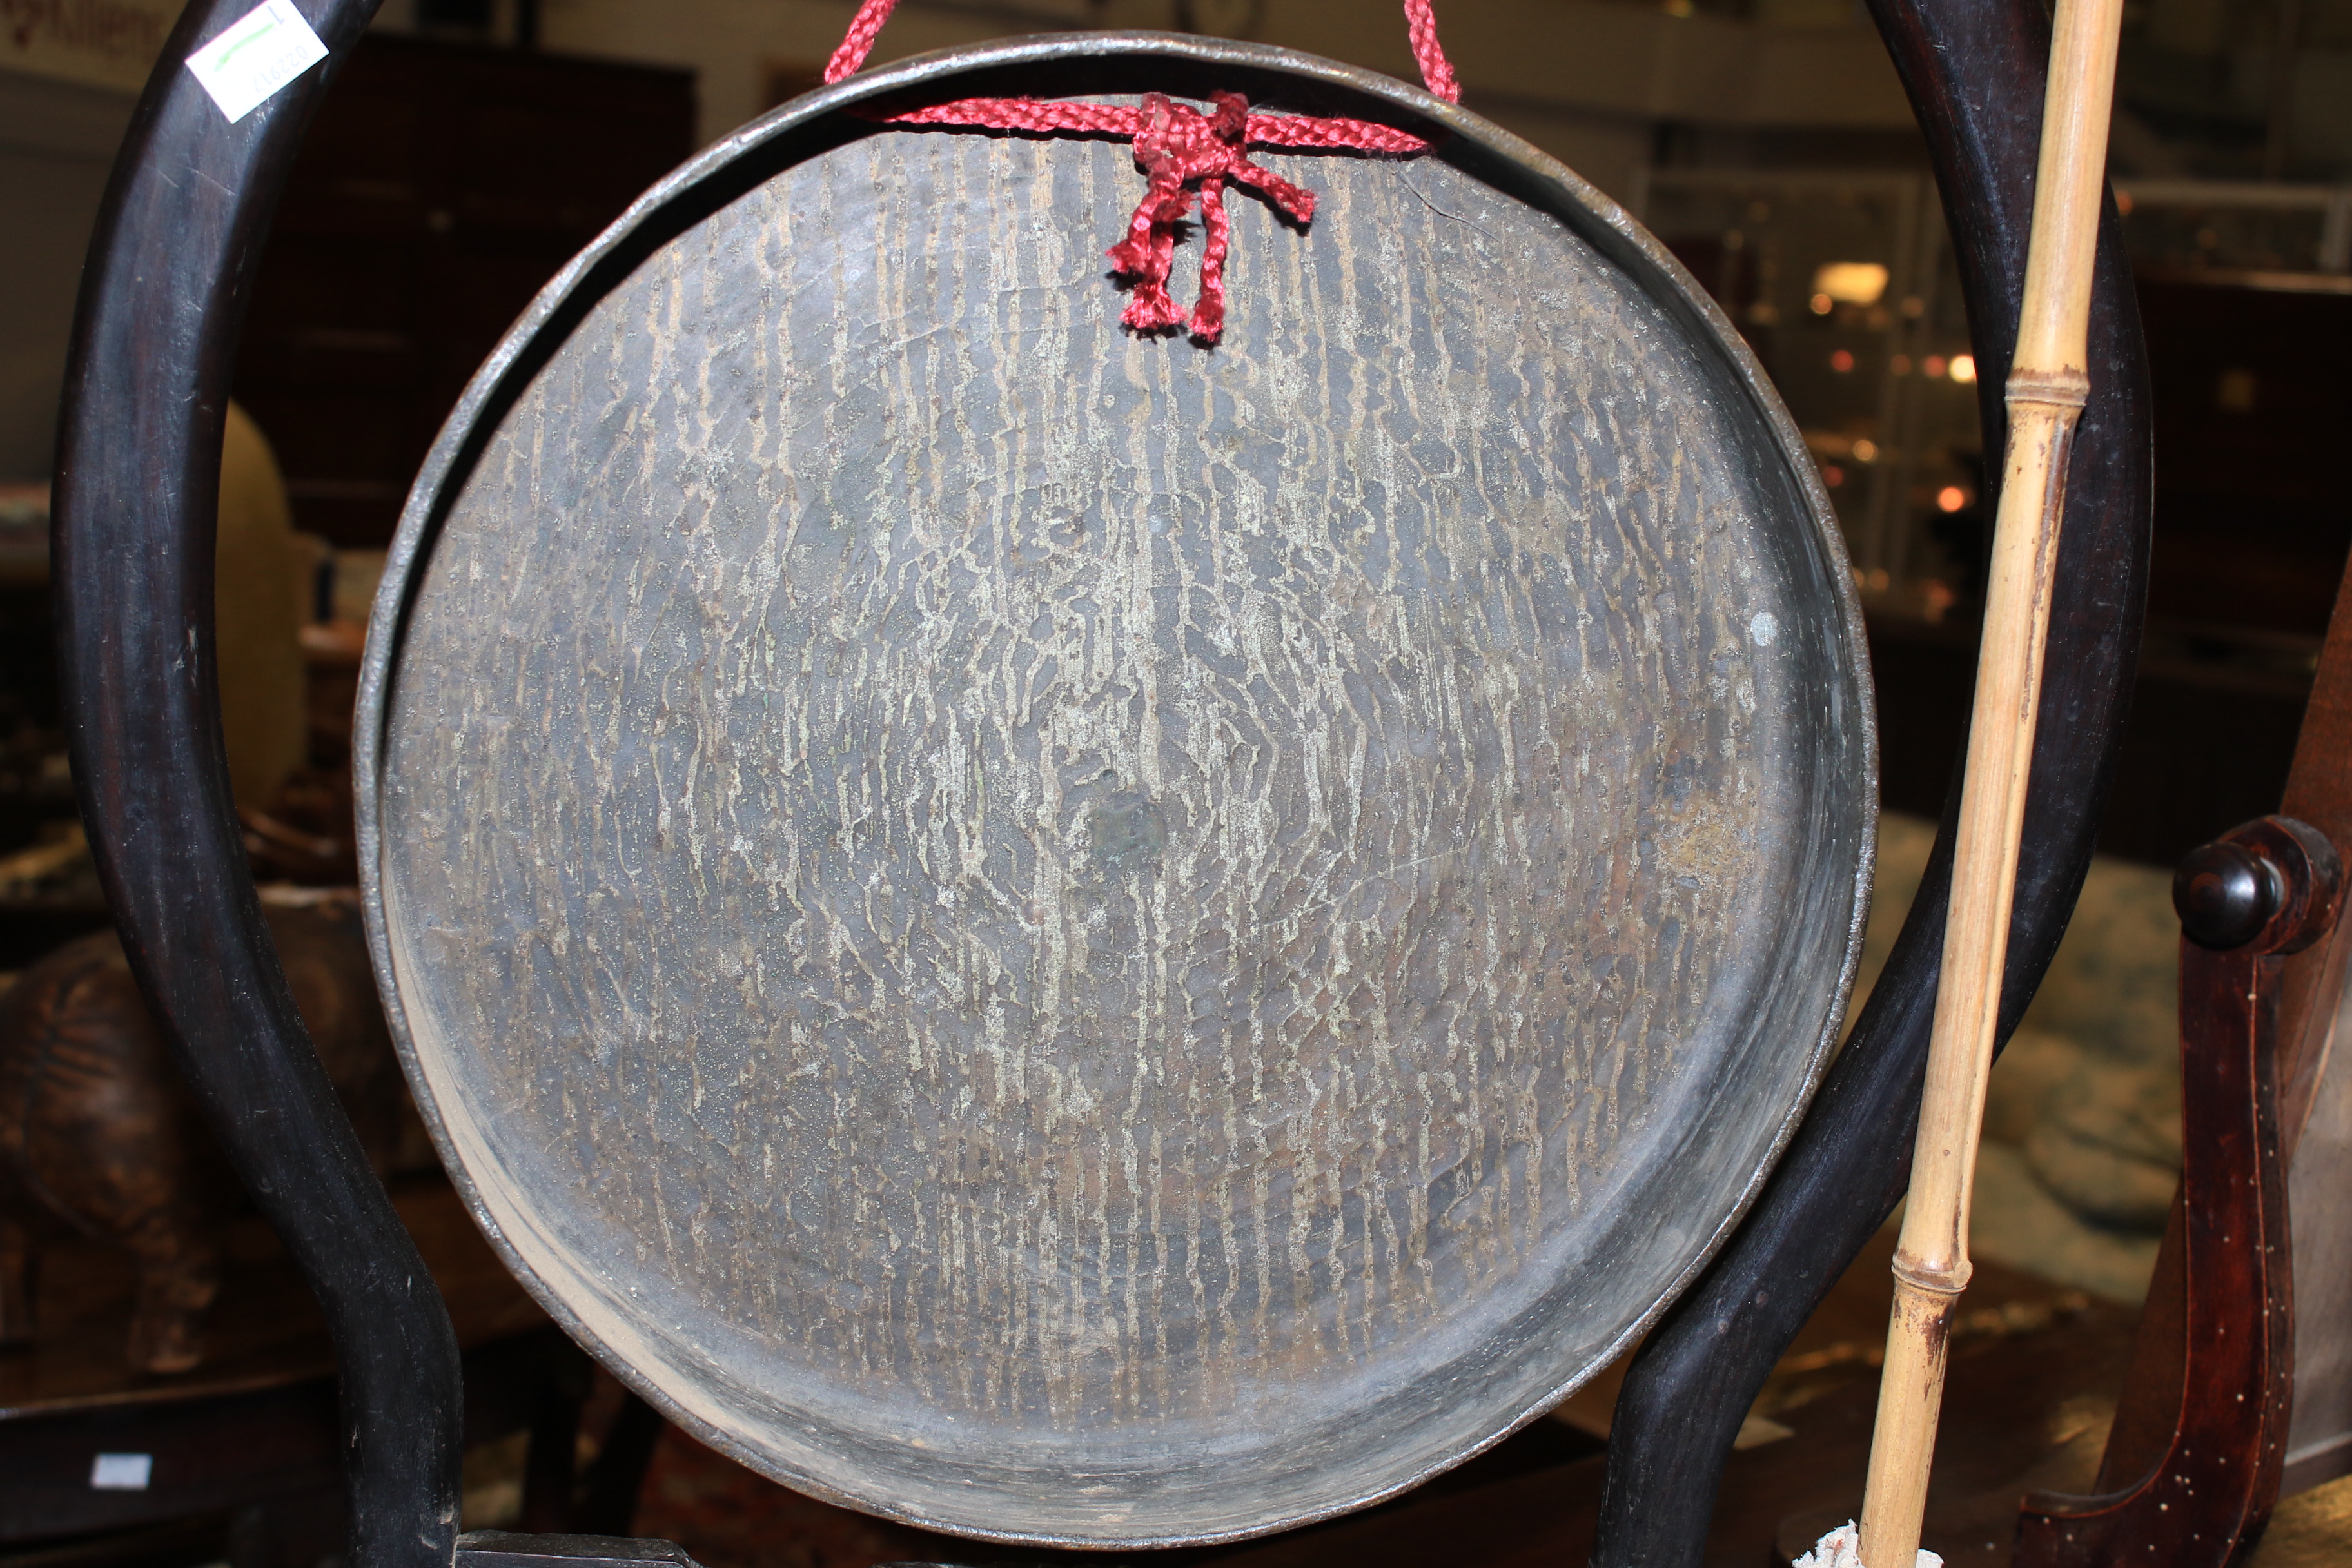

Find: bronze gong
356;34;1876;1548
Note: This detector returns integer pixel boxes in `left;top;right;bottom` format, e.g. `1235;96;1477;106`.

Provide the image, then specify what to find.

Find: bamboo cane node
1890;1251;1972;1296
1855;0;2124;1552
2003;368;2090;409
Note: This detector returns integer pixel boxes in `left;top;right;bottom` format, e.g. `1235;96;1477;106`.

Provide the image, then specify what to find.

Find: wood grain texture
2123;557;2352;1502
2015;816;2335;1567
362;44;1872;1549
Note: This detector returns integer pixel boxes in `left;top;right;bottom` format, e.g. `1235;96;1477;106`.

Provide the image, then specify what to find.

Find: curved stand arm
1587;0;2155;1555
2012;816;2339;1567
50;6;462;1568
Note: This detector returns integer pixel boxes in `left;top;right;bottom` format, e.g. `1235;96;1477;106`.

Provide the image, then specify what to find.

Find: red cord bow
823;0;1460;346
1106;92;1316;342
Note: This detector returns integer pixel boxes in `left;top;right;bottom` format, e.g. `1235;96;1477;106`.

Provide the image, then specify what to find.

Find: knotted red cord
820;0;1458;343
1107;92;1316;338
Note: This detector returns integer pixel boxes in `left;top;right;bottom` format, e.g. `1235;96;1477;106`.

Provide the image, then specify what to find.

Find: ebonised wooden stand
47;3;2150;1567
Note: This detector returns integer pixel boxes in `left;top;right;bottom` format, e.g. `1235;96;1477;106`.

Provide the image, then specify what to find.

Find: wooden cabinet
234;35;694;549
2136;271;2352;639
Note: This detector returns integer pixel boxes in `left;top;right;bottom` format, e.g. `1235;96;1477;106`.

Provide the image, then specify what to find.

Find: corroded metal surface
358;35;1874;1548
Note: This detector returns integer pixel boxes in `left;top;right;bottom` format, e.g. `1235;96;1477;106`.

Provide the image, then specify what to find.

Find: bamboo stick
1849;0;2127;1560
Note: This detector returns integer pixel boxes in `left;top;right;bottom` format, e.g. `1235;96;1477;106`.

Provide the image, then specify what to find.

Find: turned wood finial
2014;815;2340;1568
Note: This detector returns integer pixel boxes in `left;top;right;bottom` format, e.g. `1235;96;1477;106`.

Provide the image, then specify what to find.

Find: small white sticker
90;1453;153;1490
1749;611;1780;646
185;1;329;124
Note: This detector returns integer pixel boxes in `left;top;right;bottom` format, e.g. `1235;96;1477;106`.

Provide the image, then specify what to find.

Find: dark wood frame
1587;0;2155;1553
53;5;460;1568
48;3;2152;1568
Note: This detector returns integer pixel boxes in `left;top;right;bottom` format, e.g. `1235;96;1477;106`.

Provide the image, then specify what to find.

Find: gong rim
357;32;1877;1547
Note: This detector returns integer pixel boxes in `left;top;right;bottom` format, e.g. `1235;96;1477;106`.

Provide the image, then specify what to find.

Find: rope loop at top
823;0;1462;102
815;1;1460;344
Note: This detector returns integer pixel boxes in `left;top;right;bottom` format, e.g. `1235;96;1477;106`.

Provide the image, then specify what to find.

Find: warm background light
1949;353;1978;383
1810;261;1890;306
1937;485;1969;512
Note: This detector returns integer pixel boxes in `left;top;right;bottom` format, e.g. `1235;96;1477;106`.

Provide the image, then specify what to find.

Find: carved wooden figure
0;896;409;1374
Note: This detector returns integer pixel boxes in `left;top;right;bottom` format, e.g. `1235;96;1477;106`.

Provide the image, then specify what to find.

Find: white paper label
184;1;328;124
89;1453;153;1490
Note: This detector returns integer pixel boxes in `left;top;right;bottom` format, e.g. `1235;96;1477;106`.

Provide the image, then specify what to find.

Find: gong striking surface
360;35;1874;1547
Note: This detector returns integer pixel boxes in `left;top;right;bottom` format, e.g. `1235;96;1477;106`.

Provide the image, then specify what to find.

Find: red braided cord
1083;92;1316;338
1246;113;1428;154
1403;0;1460;103
823;0;1460;101
824;0;897;83
1193;179;1232;341
883;96;1430;156
885;97;1139;134
819;0;1458;341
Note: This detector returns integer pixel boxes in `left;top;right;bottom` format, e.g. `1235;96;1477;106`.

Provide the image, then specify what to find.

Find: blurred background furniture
1642;175;2352;871
0;30;696;970
0;1181;656;1568
230;33;693;554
